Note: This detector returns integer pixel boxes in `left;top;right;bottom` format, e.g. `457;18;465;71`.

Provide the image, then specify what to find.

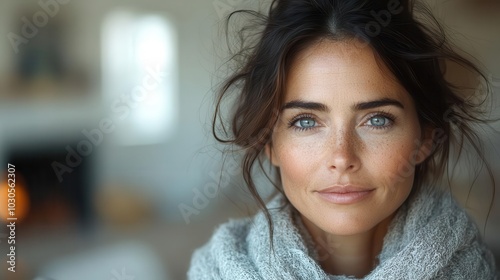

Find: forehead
285;39;410;104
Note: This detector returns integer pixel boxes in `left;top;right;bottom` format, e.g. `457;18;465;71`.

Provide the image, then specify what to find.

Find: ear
265;143;280;167
415;126;435;165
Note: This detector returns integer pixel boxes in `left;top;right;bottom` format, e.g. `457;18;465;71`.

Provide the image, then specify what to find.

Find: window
101;10;177;146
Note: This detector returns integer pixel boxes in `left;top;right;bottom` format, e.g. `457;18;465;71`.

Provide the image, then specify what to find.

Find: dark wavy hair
212;0;495;240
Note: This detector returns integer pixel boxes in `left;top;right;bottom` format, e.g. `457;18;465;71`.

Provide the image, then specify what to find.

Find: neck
302;214;394;278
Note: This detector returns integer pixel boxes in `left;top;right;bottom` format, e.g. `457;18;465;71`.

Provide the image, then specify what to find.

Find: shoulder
187;217;254;280
404;185;497;278
434;190;497;279
404;185;477;231
187;195;293;280
434;240;497;279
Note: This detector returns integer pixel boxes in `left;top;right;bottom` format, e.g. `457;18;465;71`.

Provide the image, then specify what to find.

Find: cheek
368;133;421;189
274;141;317;184
271;132;328;198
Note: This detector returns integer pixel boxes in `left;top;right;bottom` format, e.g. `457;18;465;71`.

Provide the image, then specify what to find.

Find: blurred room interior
0;0;499;279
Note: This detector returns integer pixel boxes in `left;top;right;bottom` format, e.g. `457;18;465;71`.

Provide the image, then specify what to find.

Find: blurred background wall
0;0;498;279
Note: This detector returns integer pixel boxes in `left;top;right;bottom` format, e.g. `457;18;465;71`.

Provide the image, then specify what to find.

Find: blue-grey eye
369;116;387;126
298;118;316;128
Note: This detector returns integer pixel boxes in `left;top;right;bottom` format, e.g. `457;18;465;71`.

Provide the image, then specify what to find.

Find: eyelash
288;113;317;132
365;111;396;130
287;111;397;131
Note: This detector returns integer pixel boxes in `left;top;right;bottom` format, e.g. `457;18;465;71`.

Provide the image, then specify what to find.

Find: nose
327;129;361;173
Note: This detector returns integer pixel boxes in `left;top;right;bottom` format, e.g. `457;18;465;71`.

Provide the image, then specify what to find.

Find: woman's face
269;39;431;236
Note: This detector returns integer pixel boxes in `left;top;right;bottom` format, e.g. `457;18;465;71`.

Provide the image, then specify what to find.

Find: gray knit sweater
188;186;497;279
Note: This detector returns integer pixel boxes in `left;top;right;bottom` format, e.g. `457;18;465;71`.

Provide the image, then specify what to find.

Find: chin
301;206;392;237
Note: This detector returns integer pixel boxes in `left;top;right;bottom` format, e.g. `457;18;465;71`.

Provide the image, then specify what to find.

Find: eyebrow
353;98;404;110
282;100;329;111
282;97;404;112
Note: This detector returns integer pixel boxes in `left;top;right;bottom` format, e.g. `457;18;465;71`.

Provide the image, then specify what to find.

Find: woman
189;0;497;279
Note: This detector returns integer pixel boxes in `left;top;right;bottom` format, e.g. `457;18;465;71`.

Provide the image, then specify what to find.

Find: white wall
0;0;262;222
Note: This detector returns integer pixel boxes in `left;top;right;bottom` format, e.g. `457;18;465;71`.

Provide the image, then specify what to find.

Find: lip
315;185;375;205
